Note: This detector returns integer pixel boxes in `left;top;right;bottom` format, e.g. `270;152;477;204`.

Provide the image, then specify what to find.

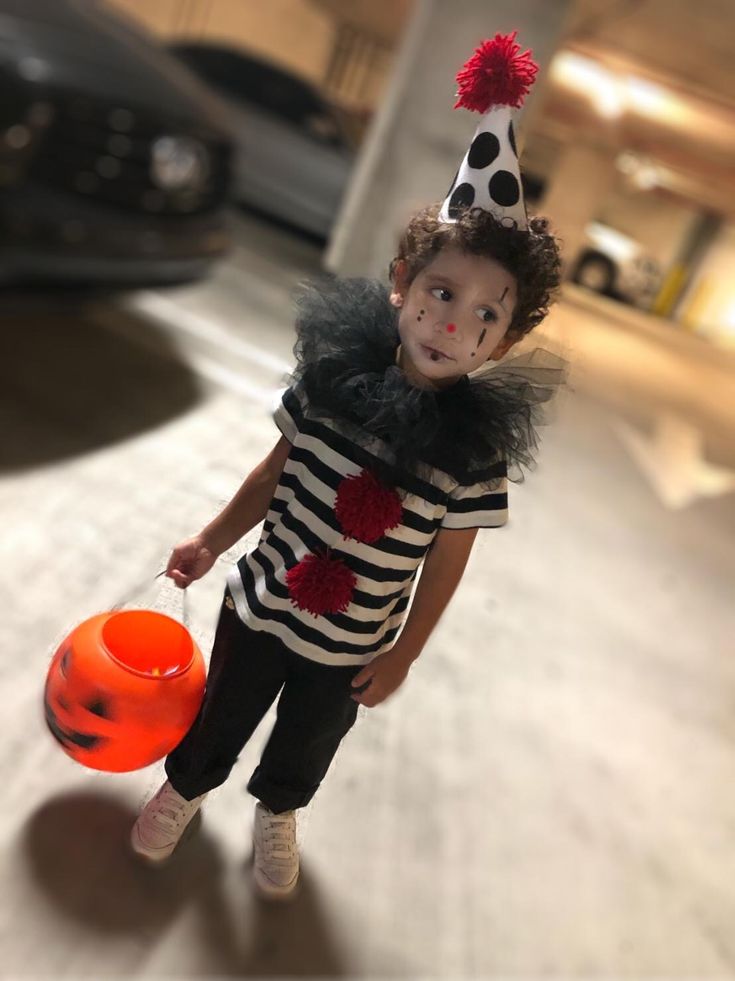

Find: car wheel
572;252;617;296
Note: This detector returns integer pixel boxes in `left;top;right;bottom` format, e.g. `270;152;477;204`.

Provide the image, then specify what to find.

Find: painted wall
107;0;335;86
678;221;735;349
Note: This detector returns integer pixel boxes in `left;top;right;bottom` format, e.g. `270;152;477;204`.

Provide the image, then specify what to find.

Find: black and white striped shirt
227;384;508;666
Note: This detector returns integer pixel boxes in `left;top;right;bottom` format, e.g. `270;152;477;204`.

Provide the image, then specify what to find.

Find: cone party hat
440;32;539;230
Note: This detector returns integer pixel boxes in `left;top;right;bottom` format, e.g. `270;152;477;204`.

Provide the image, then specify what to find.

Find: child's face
390;247;520;389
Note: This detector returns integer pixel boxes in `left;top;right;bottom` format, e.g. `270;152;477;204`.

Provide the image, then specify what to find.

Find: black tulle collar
289;276;570;486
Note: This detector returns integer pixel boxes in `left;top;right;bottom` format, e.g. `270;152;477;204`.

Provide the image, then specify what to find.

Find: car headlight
150;135;209;192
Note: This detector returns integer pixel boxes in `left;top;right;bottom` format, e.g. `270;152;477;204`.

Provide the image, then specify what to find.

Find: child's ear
389;259;408;308
486;333;521;362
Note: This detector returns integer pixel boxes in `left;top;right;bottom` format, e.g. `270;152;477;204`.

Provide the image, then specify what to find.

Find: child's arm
167;435;292;587
350;526;478;707
200;435;292;555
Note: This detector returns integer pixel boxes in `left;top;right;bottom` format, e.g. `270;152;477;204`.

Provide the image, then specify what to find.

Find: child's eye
476;308;497;324
430;287;452;302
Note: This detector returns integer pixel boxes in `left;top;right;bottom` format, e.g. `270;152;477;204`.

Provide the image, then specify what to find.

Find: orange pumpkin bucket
44;609;206;773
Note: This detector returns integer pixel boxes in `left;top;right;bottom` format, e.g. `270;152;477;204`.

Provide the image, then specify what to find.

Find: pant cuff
164;758;233;801
247;767;317;813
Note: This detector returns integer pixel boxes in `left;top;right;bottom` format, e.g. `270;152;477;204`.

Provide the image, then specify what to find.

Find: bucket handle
110;570;189;630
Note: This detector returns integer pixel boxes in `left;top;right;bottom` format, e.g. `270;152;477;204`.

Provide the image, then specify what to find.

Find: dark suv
0;0;234;288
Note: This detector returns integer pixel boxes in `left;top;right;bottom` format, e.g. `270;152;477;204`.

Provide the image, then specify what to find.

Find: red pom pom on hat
454;31;538;112
335;469;403;544
286;551;357;617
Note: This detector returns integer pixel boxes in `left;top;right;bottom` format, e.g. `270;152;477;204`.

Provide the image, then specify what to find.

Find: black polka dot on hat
488;170;520;207
508;121;517;157
448;182;475;218
467;132;500;169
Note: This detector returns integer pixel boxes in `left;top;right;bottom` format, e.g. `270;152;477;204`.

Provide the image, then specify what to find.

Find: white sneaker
252;802;299;899
130;780;207;864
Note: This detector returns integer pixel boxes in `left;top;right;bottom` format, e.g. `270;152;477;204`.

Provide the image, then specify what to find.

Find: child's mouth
421;345;452;362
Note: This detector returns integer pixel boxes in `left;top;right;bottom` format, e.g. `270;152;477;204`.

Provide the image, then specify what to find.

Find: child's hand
350;648;413;708
166;535;217;589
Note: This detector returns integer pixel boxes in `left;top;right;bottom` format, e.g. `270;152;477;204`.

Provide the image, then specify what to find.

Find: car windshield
171;44;345;147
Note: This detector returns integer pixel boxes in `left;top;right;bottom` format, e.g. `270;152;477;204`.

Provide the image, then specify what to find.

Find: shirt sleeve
441;462;509;530
271;385;301;444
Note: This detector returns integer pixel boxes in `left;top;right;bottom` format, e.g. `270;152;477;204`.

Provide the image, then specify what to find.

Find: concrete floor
2;210;735;979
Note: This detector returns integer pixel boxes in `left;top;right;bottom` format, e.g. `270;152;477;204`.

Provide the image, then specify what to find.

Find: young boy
130;32;568;900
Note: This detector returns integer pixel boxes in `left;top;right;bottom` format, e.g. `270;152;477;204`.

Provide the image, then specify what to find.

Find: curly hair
389;203;562;339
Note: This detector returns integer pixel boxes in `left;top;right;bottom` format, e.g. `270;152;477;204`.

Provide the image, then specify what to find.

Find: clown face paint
391;246;519;390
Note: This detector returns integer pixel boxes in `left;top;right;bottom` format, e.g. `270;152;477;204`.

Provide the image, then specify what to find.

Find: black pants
165;589;364;814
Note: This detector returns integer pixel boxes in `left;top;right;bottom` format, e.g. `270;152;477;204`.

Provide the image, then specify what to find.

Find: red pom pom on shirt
454;31;538;112
286;551;357;617
335;469;403;543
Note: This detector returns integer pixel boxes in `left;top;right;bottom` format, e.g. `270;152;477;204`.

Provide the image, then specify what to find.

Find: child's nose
445;323;457;333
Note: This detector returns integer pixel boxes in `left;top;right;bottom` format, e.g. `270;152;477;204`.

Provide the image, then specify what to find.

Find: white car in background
571;221;662;310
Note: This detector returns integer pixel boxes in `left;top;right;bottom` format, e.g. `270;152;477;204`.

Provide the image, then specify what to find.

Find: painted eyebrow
428;274;510;313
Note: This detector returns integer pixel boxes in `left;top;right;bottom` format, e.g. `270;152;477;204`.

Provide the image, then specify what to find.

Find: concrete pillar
325;0;573;281
538;143;618;279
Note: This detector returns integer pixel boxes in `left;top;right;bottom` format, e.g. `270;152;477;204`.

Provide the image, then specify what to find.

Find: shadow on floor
0;301;202;474
23;791;350;976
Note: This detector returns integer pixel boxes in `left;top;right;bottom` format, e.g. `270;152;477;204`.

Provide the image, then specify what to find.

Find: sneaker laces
150;784;199;834
260;809;297;862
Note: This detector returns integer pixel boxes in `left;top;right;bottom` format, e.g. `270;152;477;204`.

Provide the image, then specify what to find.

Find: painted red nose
446;323;456;333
